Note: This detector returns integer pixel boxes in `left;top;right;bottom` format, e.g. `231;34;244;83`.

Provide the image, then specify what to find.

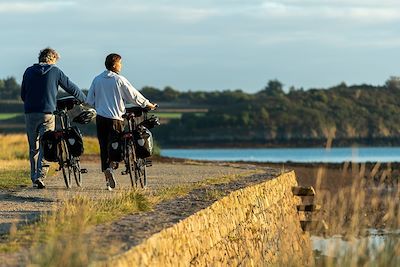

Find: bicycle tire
126;142;136;187
135;158;147;188
59;139;72;188
142;159;147;187
73;159;82;187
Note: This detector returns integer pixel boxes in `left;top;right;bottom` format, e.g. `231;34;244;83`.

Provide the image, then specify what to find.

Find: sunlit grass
0;134;99;188
0;113;22;120
155;112;182;119
154;112;205;119
0;134;29;160
0;168;259;264
82;136;100;155
0;160;31;188
0;190;151;265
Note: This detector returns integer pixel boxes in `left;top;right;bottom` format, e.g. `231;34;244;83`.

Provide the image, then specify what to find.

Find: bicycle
120;105;159;188
51;96;94;188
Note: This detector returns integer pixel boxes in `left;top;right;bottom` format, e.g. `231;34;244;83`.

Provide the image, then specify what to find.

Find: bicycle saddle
57;96;80;111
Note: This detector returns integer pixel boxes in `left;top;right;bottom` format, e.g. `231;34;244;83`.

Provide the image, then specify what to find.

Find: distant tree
262;79;285;96
141;86;163;101
163;86;180;101
385;76;400;90
259;107;270;123
0;77;20;99
329;82;348;92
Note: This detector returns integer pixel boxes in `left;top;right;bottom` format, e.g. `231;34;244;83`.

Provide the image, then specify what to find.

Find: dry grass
151;170;260;204
82;136;100;155
0;134;99;188
0;134;99;160
0;134;28;160
309;163;400;266
288;133;400;267
29;192;149;267
3;132;397;265
0;159;31;188
0;190;151;263
0;169;260;265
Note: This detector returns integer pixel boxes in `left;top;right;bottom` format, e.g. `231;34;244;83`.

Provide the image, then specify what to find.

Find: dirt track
0;158;274;266
0;159;261;235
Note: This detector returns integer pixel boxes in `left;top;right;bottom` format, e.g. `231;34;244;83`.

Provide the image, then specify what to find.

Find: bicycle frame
53;98;84;188
121;107;150;188
57;109;71;130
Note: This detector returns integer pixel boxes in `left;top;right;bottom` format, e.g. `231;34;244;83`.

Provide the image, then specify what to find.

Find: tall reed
310;154;399;265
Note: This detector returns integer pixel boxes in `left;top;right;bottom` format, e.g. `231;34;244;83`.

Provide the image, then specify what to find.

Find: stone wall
101;171;313;266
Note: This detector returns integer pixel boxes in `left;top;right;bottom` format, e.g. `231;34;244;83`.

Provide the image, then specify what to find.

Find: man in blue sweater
21;47;86;189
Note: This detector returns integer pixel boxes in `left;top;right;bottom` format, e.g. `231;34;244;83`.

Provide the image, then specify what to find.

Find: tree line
2;76;400;147
144;78;400;147
0;77;20;100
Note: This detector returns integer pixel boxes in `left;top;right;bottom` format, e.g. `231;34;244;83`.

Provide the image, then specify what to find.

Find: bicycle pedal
42;164;50;168
80;168;88;174
121;171;128;175
145;160;152;167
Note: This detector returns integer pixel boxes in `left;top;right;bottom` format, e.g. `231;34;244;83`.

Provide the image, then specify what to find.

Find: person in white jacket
86;53;157;190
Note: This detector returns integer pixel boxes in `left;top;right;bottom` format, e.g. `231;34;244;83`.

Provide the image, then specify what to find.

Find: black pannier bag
108;133;123;162
41;130;61;162
134;127;153;158
65;126;84;157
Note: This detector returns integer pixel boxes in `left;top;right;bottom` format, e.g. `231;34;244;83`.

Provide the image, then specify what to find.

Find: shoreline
154;155;400;167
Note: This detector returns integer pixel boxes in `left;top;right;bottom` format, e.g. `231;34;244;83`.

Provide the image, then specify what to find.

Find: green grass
155;112;182;119
155;112;206;119
0;113;22;120
0;134;96;189
0;169;31;188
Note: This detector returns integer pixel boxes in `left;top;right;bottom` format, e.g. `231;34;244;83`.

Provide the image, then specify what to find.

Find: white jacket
86;70;149;121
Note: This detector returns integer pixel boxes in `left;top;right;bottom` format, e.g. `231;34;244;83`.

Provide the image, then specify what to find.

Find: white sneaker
106;180;113;191
104;168;116;189
34;178;46;189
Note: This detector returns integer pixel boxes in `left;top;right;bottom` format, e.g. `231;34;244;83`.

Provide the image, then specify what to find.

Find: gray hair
38;47;60;63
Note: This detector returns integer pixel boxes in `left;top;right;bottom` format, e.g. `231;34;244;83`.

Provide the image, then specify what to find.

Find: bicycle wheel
59;139;72;188
135;158;147;188
73;158;82;187
126;142;136;187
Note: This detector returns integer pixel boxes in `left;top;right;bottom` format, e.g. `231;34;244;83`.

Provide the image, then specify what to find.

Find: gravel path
0;159;276;266
0;159;260;235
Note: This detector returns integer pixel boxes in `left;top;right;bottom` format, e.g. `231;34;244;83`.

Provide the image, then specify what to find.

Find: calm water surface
312;229;400;258
161;147;400;163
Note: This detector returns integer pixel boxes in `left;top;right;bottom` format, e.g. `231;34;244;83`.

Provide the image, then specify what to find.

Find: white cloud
106;3;220;23
257;1;400;23
0;1;76;13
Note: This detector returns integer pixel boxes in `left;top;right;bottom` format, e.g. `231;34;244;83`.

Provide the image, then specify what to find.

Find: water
161;147;400;163
312;229;400;258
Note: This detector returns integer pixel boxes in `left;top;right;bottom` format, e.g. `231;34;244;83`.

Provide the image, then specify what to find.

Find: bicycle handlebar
144;104;158;112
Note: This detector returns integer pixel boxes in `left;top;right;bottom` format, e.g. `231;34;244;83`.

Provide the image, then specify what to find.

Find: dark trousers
96;115;124;171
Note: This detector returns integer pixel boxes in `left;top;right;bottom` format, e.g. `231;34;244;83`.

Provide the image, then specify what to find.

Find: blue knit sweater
21;64;86;113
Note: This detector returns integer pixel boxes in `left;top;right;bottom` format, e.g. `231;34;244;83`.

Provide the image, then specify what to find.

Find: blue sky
1;0;400;92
